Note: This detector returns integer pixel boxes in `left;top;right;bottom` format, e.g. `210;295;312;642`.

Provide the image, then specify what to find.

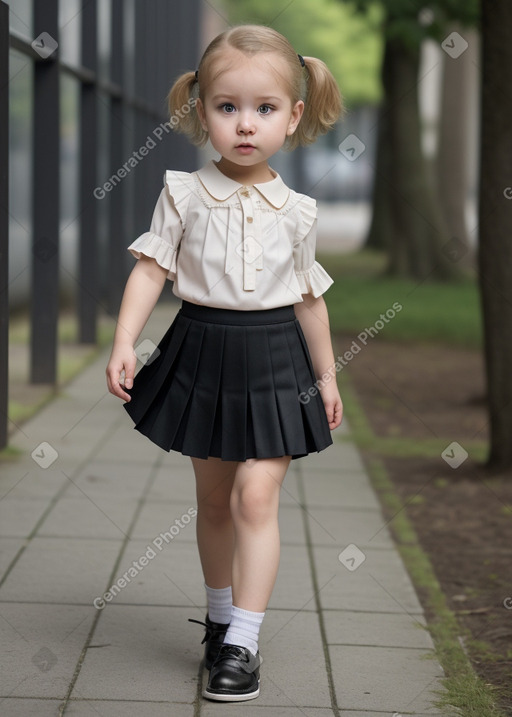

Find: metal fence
0;0;200;448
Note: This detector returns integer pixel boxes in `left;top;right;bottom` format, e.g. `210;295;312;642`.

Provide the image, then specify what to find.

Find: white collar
195;160;290;209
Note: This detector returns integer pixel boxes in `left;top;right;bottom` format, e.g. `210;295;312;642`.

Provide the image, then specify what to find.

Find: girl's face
196;49;304;174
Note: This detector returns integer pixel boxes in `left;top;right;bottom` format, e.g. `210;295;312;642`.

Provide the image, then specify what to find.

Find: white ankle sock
223;605;264;656
205;584;232;624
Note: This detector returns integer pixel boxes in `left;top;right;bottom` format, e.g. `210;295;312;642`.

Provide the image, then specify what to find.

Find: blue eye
221;103;236;113
258;105;273;115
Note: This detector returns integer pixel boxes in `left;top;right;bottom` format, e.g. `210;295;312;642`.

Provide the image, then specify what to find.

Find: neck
215;158;275;185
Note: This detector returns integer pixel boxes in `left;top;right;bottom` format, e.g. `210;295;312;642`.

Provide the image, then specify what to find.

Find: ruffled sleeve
293;196;334;298
127;170;193;281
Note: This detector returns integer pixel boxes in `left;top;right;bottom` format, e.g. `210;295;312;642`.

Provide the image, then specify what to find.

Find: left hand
320;383;343;430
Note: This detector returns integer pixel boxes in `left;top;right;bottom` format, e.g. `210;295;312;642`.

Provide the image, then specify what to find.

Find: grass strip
338;432;488;463
321;250;482;349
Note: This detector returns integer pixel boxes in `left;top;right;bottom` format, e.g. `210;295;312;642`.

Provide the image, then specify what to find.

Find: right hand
106;344;137;401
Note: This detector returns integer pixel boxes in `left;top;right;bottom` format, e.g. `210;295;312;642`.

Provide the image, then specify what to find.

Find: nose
237;112;255;135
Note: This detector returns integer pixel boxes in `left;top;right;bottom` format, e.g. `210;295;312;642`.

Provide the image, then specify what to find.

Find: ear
286;100;305;136
195;98;208;132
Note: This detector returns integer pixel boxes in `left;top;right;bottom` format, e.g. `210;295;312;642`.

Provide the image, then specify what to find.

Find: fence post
30;0;60;383
106;0;126;315
0;0;9;448
78;0;98;344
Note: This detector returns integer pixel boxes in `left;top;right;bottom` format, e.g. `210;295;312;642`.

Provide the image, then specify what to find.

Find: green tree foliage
350;0;478;44
221;0;382;106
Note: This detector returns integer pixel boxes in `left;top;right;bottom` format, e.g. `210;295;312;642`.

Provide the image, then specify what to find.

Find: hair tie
297;54;305;68
194;70;198;82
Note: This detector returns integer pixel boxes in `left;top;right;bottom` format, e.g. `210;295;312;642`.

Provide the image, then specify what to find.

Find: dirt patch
339;338;488;443
337;334;512;712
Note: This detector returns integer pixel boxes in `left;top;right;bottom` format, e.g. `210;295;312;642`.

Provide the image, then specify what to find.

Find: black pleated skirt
123;301;333;462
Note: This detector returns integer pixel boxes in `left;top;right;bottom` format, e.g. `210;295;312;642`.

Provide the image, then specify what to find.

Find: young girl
106;24;343;702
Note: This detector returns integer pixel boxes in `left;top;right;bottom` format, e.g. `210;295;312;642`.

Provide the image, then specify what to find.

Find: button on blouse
127;160;333;310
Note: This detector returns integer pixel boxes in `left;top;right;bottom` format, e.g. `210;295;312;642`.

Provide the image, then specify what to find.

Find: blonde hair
167;24;343;150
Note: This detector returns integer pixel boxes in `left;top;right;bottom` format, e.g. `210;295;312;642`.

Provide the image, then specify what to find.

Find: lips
237;143;255;148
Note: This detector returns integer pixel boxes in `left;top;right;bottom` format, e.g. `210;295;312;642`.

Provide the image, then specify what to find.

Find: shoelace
188;618;227;645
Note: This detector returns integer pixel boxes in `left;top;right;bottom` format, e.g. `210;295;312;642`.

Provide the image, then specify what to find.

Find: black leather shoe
188;614;230;670
203;644;260;702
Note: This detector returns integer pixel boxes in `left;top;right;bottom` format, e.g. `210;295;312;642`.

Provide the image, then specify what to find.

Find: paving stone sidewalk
0;302;445;716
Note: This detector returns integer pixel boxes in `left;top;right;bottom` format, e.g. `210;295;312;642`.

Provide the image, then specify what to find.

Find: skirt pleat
123;301;333;461
218;325;248;459
178;322;225;457
272;324;310;453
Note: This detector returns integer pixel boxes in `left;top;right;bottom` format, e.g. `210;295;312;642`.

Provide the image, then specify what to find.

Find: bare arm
106;255;168;401
294;293;343;430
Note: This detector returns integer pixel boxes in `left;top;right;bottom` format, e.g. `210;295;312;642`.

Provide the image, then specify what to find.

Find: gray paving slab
301;470;381;510
277;504;307;544
0;497;51;537
202;709;336;717
298;436;367;473
106;539;205;608
92;423;168;464
268;543;316;610
0;466;68;501
71;459;155;499
329;645;444;714
0;700;64;716
0;603;94;698
0;537;123;605
9;394;118;469
0;538;25;578
131;497;198;540
37;492;138;540
323;610;435;650
306;506;394;548
312;546;425;614
71;605;200;702
279;468;302;507
65;702;195;717
144;463;198;505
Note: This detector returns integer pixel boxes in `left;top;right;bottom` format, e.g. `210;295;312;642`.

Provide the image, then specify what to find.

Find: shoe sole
202;681;260;702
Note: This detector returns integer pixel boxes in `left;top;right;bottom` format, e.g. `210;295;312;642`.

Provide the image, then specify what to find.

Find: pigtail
291;56;344;150
167;71;208;147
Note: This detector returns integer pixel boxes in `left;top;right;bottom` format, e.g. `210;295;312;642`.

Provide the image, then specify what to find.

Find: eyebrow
211;94;282;103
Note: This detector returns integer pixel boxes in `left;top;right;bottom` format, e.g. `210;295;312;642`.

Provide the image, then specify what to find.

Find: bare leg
191;456;236;589
230;456;291;612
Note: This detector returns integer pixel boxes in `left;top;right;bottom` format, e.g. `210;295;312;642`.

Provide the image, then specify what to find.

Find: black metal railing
0;0;200;448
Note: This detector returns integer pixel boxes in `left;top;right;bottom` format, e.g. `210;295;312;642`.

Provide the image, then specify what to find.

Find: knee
230;482;276;527
197;494;231;524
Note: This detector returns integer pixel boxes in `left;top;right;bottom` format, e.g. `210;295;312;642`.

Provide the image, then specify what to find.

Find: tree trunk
478;0;512;470
365;100;394;250
383;35;459;279
437;23;472;257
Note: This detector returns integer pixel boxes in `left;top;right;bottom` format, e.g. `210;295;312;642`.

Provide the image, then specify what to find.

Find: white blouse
127;160;333;310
